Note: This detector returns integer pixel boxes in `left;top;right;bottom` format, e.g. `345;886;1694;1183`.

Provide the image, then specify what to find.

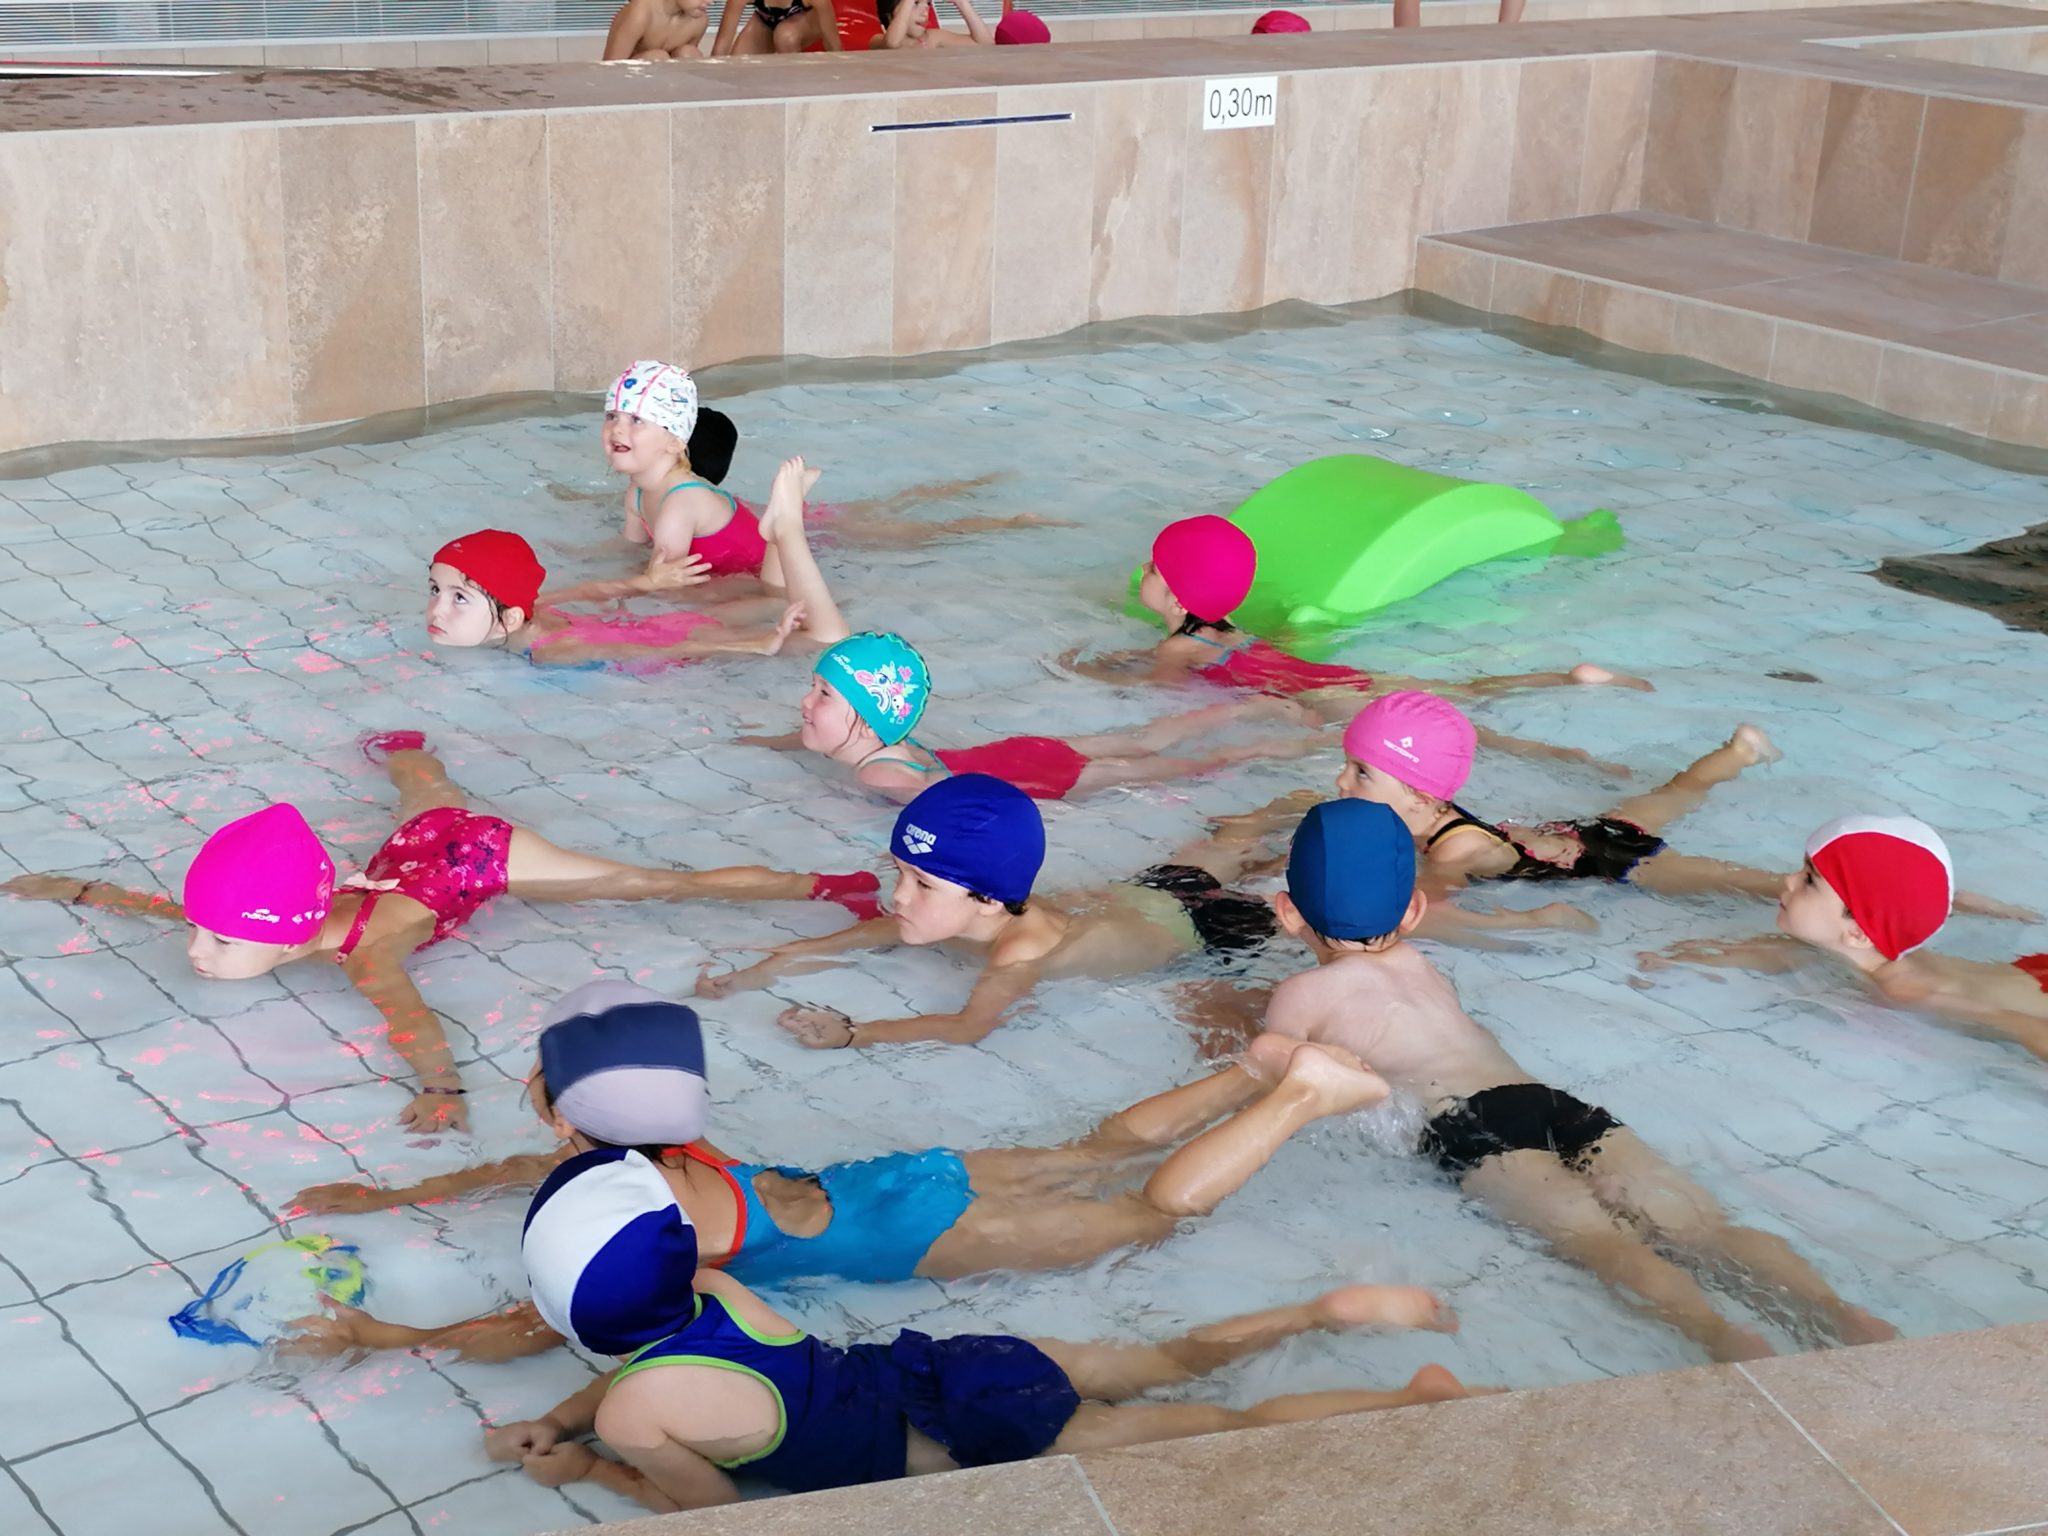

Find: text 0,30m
1202;76;1278;131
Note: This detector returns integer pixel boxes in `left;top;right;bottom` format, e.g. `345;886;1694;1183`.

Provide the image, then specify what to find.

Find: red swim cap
432;530;546;617
994;10;1050;43
1805;816;1954;960
1151;516;1256;623
1252;10;1311;32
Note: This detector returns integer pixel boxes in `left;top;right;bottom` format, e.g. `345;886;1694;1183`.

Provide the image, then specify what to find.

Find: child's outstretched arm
950;0;993;41
603;0;649;57
1415;899;1596;948
292;1150;568;1215
708;0;747;52
3;872;184;923
340;920;470;1134
281;1297;563;1363
778;954;1049;1048
1955;889;2041;922
1470;723;1632;781
1636;935;1814;976
541;554;715;607
695;916;903;997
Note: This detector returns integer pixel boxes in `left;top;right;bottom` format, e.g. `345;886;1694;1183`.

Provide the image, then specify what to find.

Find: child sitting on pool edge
1264;797;1897;1360
603;0;710;58
1640;815;2048;1061
482;1149;1473;1511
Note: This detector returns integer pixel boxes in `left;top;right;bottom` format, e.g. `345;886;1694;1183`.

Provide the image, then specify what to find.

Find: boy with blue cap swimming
479;1149;1473;1512
289;978;1438;1364
1264;798;1896;1362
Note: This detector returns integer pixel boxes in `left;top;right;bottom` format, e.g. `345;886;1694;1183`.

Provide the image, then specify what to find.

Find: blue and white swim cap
818;632;930;746
522;1148;698;1356
539;980;710;1149
892;773;1045;906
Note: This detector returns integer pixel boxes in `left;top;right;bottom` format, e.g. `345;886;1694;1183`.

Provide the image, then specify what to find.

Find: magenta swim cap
994;9;1050;42
1343;691;1476;801
182;804;336;944
1151;516;1256;623
1252;10;1311;32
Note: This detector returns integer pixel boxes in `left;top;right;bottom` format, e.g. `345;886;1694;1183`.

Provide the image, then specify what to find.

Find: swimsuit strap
335;892;378;963
861;738;947;777
1426;804;1518;853
635;480;739;515
673;1143;750;1266
1184;628;1250;658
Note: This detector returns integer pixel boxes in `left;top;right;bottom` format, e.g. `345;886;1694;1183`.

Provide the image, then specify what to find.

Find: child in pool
1639;815;2048;1060
285;979;1441;1362
481;1150;1473;1512
1265;797;1896;1361
698;772;1593;1051
741;631;1324;802
2;745;879;1135
604;362;1048;576
1330;690;2036;912
1063;514;1649;774
873;0;989;46
709;0;838;54
603;0;709;57
429;459;853;667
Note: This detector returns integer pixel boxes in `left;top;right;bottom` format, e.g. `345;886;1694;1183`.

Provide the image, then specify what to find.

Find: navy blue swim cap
522;1148;698;1356
892;773;1045;906
539;981;709;1149
1287;798;1416;940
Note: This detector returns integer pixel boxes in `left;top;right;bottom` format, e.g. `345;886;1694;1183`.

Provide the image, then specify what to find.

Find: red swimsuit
1195;638;1373;697
335;807;515;957
2017;955;2048;992
932;738;1090;801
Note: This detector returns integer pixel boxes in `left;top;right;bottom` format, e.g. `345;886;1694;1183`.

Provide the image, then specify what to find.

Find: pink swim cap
995;10;1050;43
182;804;336;944
1151;516;1256;623
1252;10;1311;32
1343;691;1476;801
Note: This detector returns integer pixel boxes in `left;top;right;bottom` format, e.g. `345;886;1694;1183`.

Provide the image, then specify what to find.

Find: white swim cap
606;361;698;443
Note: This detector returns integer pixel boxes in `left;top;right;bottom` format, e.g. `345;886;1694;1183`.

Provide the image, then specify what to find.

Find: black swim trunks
1430;808;1665;884
1133;864;1278;955
1420;1083;1623;1178
754;0;809;26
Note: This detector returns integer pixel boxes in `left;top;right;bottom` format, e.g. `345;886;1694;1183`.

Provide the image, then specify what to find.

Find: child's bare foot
1570;664;1654;691
1244;1033;1307;1079
759;456;823;540
1729;724;1781;766
1403;1364;1477;1402
1279;1041;1391;1117
360;729;428;765
1314;1284;1458;1334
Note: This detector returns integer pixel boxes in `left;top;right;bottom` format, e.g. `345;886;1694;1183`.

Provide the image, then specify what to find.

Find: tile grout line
1066;1457;1125;1535
1734;1364;1909;1536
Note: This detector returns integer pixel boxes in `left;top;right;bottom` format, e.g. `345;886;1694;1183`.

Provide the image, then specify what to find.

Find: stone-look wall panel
673;102;787;369
2004;111;2048;290
1580;54;1651;215
1349;66;1441;297
1902;98;2025;280
550;110;672;392
1179;88;1273;318
991;89;1095;346
1714;65;1826;240
1641;56;1733;223
785;97;896;359
1426;62;1521;237
281;121;425;428
1264;70;1367;306
893;94;998;357
1806;84;1924;261
1510;58;1593;224
418;114;552;403
1091;80;1191;323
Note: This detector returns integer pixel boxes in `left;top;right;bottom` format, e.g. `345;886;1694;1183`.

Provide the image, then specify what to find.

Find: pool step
1415;211;2048;449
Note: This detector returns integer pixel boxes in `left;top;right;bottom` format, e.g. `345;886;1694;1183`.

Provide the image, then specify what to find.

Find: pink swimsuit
336;807;515;957
1194;638;1373;697
933;738;1090;801
637;479;770;576
530;607;721;673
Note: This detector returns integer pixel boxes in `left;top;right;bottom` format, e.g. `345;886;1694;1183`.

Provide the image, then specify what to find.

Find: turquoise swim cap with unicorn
818;633;930;746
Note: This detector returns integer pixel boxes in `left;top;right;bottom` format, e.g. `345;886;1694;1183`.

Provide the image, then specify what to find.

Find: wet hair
1176;614;1238;639
688;407;738;486
970;891;1030;917
1310;924;1398;950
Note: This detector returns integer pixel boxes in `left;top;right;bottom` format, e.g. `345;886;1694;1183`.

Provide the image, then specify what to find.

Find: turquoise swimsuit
703;1147;978;1286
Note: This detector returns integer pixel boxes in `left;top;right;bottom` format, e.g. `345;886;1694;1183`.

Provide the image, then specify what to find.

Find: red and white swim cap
1804;815;1954;960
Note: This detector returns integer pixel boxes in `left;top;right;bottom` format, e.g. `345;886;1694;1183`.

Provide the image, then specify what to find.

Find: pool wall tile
1872;346;2001;437
1989;369;2048;447
1350;66;1441;295
1264;70;1366;305
990;90;1094;345
1715;65;1829;241
1413;239;1496;310
1998;109;2048;289
673;101;787;369
1090;79;1191;323
1806;84;1925;260
1424;61;1521;237
1901;98;2026;280
1490;259;1584;328
548;110;672;393
1641;56;1735;224
1510;57;1594;223
1669;297;1777;377
1177;85;1273;317
416;113;553;403
1577;53;1650;219
892;93;998;357
1579;281;1677;354
784;96;896;358
280;121;426;428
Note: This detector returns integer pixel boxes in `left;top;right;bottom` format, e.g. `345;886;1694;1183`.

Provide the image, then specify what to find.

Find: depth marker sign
1202;76;1278;131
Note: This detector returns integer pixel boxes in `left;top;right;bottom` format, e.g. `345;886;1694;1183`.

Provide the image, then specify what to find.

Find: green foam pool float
1137;455;1621;636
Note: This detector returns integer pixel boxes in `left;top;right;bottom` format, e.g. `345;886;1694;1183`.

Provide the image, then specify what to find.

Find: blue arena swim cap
818;632;930;746
892;773;1045;905
539;980;709;1149
523;1148;698;1357
1287;798;1416;940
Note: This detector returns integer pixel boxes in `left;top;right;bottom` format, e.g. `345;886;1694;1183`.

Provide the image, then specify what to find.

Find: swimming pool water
2;307;2046;1536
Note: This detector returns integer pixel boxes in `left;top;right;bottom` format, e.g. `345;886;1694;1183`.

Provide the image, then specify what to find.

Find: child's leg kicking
1048;1369;1469;1454
505;829;877;916
755;457;852;646
824;473;1072;547
1460;1149;1772;1362
1391;663;1653;701
1068;700;1327;796
1584;1130;1896;1345
364;734;468;819
1606;724;1779;836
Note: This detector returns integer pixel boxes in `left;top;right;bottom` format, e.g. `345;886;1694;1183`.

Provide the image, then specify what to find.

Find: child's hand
486;1418;563;1463
274;1297;376;1360
760;602;807;655
400;1089;471;1135
2;873;87;902
290;1180;391;1216
522;1441;598;1488
1636;939;1732;974
645;553;714;591
778;1006;856;1049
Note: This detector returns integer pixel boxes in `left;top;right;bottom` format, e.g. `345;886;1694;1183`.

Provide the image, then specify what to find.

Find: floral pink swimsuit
336;807;515;956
